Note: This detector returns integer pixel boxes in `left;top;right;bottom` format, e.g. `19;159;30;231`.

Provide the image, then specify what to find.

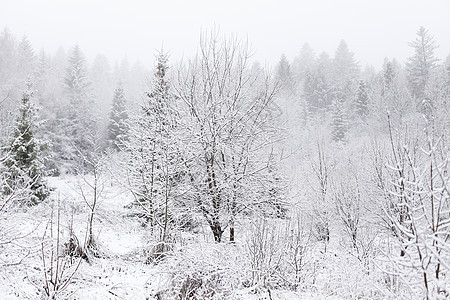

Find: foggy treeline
0;26;450;299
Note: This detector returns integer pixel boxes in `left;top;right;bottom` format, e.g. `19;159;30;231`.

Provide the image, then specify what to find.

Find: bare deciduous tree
383;116;450;298
175;31;281;242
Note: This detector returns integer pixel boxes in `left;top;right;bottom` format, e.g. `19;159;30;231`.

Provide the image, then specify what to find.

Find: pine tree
107;84;129;149
1;81;50;205
406;27;439;101
356;80;369;118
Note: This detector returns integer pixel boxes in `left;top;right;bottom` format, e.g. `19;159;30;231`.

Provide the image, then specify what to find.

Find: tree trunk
229;219;235;242
211;222;223;243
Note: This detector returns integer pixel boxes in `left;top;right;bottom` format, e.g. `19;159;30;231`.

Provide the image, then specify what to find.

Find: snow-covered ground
0;175;388;299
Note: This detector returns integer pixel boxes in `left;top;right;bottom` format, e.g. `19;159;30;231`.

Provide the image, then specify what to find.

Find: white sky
1;0;449;69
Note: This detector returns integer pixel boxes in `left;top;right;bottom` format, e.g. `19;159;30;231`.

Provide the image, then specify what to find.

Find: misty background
2;0;450;68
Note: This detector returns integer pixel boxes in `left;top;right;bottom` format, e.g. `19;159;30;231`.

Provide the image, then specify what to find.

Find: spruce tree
65;45;91;108
331;100;346;142
125;51;181;231
276;54;295;96
332;40;360;109
122;50;186;259
1;82;50;205
383;61;396;95
292;43;316;83
303;68;330;116
64;45;97;169
356;80;369;118
16;36;36;82
333;40;359;84
303;69;317;114
406;27;439;101
107;84;129;149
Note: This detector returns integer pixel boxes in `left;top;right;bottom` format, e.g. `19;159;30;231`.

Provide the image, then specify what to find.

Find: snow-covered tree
292;43;316;84
65;45;91;108
1;82;50;205
90;54;112;117
332;40;359;84
331;100;346;142
124;51;185;258
15;36;36;83
63;45;97;169
0;28;16;84
175;32;282;242
356;80;369;118
331;40;360;113
382;61;396;95
276;54;295;96
382;119;450;298
406;27;439;101
107;84;129;149
303;68;330;115
0;28;18;145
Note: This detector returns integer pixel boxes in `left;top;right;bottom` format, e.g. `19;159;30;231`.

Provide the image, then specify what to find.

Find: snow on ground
0;175;365;299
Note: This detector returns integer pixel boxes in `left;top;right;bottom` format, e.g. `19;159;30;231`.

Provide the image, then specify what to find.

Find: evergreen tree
333;40;359;83
259;161;288;219
0;28;16;83
356;80;369;118
292;43;316;83
124;50;182;240
107;84;129;149
16;36;36;82
382;61;397;95
1;82;50;205
406;27;439;101
276;54;295;96
90;54;112;117
303;61;331;116
65;45;91;108
331;100;346;142
303;69;317;113
50;46;67;97
64;45;97;168
445;54;450;102
35;51;50;92
332;40;360;105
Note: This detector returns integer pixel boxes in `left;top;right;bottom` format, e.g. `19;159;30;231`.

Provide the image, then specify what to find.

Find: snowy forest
0;24;449;300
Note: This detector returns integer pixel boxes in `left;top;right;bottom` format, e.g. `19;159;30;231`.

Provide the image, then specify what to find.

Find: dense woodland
0;27;450;299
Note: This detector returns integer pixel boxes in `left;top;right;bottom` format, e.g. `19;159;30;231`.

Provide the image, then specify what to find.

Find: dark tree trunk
229;226;235;243
210;221;223;243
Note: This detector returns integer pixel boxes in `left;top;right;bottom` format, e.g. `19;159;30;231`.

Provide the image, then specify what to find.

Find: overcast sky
1;0;449;69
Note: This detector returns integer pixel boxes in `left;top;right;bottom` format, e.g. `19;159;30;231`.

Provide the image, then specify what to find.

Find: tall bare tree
175;31;282;242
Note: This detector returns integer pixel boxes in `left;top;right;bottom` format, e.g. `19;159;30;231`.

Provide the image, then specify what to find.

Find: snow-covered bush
39;197;84;299
157;242;248;299
245;215;315;293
